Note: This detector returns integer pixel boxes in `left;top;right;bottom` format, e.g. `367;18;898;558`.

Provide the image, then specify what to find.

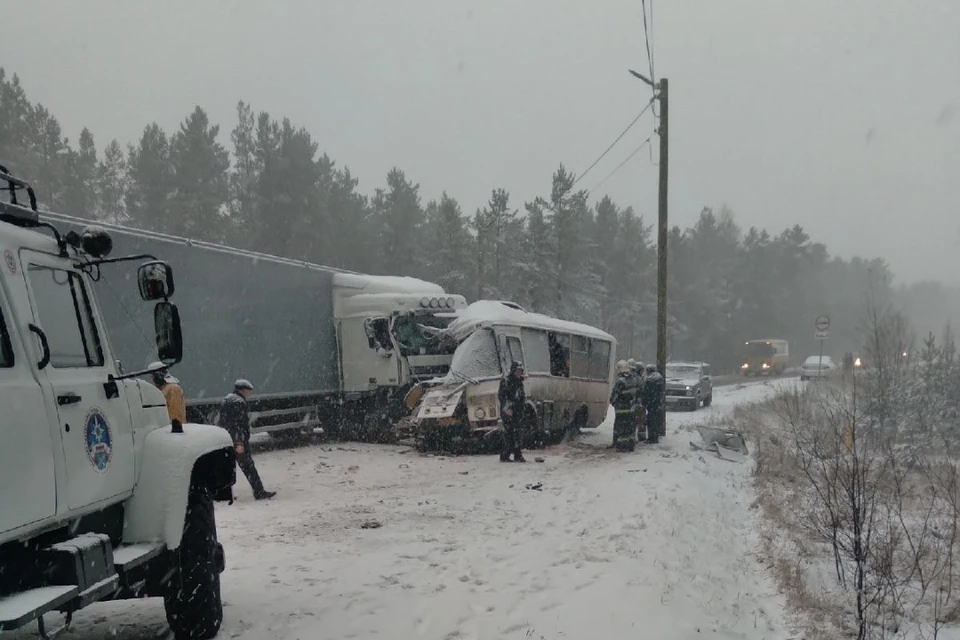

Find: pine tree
62;127;99;218
424;192;473;293
372;168;424;276
125;123;172;231
97;140;127;223
168;106;230;240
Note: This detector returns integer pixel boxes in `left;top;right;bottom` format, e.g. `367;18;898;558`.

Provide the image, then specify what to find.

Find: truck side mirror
155;301;183;365
138;260;175;301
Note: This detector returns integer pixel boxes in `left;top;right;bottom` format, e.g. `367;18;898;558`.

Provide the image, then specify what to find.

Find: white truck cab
0;167;235;640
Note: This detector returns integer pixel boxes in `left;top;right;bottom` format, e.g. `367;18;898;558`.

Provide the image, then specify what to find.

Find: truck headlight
762;363;770;369
854;357;862;368
474;407;486;419
741;363;749;369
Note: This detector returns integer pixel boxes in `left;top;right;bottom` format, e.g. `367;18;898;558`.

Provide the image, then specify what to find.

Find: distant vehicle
801;355;837;380
740;339;789;375
664;361;713;411
406;301;616;449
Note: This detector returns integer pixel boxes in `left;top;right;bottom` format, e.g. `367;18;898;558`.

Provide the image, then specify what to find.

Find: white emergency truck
0;167;236;639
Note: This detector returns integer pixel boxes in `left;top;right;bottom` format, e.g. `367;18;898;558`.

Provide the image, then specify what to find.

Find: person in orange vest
147;362;186;424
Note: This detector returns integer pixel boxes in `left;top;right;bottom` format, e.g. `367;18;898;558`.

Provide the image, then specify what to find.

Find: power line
641;0;655;90
572;97;655;188
587;136;653;196
641;0;658;118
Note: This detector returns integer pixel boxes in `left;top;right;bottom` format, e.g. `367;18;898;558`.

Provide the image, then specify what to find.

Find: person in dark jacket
610;360;641;451
217;379;276;500
641;364;665;443
498;360;527;462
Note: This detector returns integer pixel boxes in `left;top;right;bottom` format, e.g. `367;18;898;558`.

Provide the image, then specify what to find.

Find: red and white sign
815;315;831;332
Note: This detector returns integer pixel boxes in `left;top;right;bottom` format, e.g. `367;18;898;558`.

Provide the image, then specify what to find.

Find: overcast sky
1;0;957;284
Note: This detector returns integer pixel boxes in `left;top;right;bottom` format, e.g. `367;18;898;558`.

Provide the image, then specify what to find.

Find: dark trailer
44;212;346;432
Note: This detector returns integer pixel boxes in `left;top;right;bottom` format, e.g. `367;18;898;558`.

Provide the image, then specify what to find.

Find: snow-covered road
21;378;801;640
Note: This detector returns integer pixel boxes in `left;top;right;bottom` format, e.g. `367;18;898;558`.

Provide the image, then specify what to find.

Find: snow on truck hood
446;300;615;344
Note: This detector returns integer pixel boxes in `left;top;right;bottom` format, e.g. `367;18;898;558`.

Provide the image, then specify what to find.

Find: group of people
147;364;276;501
610;358;665;452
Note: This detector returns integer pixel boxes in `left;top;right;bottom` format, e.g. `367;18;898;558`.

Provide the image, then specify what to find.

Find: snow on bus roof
447;300;615;343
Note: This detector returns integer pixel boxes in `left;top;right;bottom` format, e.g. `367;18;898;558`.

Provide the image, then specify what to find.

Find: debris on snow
690;425;750;462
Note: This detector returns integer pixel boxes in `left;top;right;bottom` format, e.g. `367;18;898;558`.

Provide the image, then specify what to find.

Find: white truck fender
123;423;234;550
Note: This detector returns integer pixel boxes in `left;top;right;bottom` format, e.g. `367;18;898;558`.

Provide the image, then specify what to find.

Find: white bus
407;301;617;448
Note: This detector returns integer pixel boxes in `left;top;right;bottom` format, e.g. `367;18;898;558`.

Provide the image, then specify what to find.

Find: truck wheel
703;393;713;407
165;486;223;640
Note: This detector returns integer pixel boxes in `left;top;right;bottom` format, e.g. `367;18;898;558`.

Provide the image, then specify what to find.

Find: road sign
815;315;831;332
815;330;830;340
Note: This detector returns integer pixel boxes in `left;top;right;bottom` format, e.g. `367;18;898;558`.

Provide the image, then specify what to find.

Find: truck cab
332;273;467;395
0;168;235;639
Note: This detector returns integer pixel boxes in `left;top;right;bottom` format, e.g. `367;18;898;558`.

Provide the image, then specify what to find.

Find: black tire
691;394;700;411
703;393;713;407
165;486;223;640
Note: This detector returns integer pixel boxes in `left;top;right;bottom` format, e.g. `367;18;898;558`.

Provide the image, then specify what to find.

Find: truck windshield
393;313;456;355
448;328;501;380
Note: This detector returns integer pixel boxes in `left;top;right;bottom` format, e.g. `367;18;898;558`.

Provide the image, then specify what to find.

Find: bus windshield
744;342;776;358
448;328;501;381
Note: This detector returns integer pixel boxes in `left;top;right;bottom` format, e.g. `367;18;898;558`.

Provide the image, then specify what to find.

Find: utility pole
629;70;668;444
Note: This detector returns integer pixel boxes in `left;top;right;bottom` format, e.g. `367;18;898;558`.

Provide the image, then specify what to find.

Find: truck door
20;252;136;511
0;283;57;534
339;316;399;392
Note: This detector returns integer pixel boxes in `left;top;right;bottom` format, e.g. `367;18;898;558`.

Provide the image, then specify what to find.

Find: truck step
112;543;166;573
0;585;78;631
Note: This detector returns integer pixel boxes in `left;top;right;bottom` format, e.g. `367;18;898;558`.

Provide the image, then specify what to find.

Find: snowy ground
16;378;802;640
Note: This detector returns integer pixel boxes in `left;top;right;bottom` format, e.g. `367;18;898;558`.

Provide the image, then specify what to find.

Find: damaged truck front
405;301;616;451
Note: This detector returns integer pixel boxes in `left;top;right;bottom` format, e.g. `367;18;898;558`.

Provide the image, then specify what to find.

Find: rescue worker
642;363;665;443
217;379;276;500
147;361;186;424
610;360;641;451
498;360;527;462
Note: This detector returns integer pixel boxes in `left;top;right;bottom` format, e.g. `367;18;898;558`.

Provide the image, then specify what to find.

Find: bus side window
588;339;610;380
506;336;524;367
547;332;569;378
520;329;551;374
570;335;589;378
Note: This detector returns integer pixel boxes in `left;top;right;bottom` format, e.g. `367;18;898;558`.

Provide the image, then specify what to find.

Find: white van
407;301;616;448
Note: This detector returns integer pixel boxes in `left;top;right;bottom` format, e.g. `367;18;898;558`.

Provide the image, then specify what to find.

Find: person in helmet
217;379;276;500
641;363;665;443
610;360;641;451
146;362;186;425
498;360;527;462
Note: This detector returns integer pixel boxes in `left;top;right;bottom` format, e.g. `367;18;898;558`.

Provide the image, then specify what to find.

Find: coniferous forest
2;68;956;371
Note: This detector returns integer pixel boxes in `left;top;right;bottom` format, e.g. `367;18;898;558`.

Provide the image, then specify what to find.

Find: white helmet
616;360;631;374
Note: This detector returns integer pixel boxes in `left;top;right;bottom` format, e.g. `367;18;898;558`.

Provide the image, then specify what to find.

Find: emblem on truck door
3;249;16;274
84;407;113;473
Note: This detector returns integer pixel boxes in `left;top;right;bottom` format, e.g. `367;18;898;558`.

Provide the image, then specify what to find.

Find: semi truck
42;211;468;440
